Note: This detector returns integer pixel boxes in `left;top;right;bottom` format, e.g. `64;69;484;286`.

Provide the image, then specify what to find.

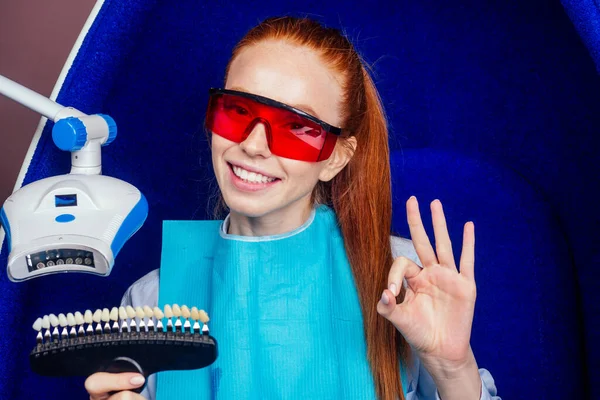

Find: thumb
85;372;145;400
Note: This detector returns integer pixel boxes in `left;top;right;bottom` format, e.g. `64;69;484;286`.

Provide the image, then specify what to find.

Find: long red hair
223;16;408;400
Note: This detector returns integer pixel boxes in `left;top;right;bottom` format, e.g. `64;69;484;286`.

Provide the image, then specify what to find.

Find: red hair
224;16;408;400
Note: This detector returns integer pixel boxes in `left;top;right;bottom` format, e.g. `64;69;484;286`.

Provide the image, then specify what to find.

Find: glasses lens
207;92;336;161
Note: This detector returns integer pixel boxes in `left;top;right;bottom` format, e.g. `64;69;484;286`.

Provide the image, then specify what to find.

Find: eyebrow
228;86;321;119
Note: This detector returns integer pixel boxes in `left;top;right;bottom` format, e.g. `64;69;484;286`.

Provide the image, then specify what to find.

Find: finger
108;390;146;400
377;288;398;319
387;256;422;296
85;373;145;399
377;288;412;332
430;200;457;270
459;221;475;280
406;196;438;266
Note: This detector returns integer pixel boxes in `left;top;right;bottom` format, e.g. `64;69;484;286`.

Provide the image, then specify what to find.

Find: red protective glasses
206;88;342;162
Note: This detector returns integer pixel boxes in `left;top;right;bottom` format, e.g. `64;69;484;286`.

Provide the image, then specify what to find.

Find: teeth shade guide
29;304;216;391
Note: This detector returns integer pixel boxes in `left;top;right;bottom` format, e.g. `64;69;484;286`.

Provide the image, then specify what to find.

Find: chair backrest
1;0;597;399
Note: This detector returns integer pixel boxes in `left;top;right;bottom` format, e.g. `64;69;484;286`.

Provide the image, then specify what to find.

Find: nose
239;121;272;158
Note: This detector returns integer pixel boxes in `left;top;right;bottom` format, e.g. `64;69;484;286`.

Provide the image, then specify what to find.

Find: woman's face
211;40;347;220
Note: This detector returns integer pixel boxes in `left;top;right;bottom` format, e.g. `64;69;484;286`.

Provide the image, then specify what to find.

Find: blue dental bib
157;205;408;399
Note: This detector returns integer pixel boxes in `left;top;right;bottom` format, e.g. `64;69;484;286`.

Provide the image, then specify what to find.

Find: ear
318;136;357;182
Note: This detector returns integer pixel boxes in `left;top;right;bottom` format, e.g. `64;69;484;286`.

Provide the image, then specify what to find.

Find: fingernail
389;283;397;296
130;375;145;386
381;291;389;305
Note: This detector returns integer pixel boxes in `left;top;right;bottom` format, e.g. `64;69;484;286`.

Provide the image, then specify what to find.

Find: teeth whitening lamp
0;75;148;282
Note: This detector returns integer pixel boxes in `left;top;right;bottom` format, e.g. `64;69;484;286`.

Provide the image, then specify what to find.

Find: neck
227;201;314;237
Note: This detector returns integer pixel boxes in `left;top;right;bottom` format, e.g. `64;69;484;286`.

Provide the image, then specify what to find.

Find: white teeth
33;318;43;331
67;313;76;326
198;310;210;324
75;312;84;325
191;307;199;321
153;307;164;319
135;306;145;319
164;305;173;318
92;309;102;323
119;306;128;320
232;165;276;183
110;307;119;321
58;314;68;327
49;314;59;327
84;310;93;324
143;305;153;318
42;315;50;330
101;308;110;322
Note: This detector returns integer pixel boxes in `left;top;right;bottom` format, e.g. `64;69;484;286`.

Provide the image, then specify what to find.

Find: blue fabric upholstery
1;0;598;399
561;0;600;73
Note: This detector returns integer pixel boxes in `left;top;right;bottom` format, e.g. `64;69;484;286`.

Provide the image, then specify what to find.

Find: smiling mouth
228;163;280;184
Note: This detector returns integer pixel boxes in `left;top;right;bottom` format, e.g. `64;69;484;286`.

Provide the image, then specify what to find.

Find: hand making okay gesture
377;196;477;367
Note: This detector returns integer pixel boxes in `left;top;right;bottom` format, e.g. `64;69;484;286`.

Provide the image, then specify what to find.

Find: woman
85;16;499;400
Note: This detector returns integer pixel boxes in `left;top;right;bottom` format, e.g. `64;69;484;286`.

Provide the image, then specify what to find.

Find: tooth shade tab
135;306;145;319
92;309;102;323
126;306;136;319
75;314;85;325
191;307;199;321
198;310;210;324
181;305;191;319
153;307;164;319
49;314;59;327
143;306;154;318
42;315;50;330
101;308;110;322
33;318;43;331
58;314;68;327
119;307;128;320
164;305;173;318
110;307;119;321
67;313;76;326
84;310;93;324
172;304;181;317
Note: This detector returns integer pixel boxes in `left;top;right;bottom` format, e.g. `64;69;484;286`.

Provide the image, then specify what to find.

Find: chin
222;194;273;218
